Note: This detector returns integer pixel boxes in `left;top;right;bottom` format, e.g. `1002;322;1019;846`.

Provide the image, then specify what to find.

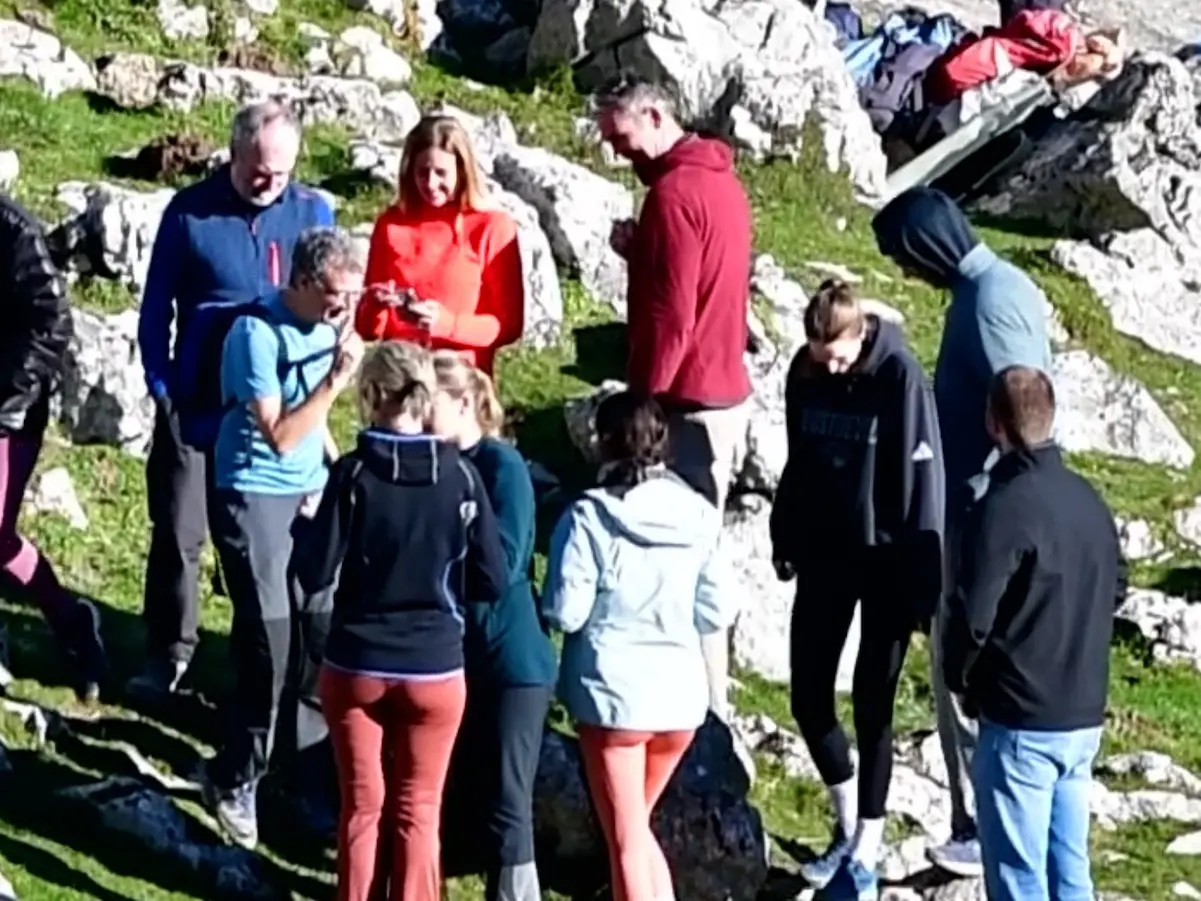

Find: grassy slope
0;1;1200;897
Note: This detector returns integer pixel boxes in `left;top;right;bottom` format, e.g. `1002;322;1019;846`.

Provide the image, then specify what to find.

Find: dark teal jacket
463;438;557;687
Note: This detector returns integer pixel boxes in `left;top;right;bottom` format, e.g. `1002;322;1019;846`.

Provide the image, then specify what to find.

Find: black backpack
175;297;288;447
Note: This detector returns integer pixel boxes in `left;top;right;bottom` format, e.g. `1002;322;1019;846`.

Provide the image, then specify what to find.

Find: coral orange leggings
320;667;466;901
577;726;695;901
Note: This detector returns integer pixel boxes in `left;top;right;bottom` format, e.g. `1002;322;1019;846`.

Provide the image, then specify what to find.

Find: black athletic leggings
789;569;913;820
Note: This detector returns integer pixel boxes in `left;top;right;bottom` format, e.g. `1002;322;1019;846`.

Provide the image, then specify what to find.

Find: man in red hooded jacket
594;76;754;720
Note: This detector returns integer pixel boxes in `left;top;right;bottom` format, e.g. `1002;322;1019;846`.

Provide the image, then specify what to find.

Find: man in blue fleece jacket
872;186;1051;878
131;99;333;701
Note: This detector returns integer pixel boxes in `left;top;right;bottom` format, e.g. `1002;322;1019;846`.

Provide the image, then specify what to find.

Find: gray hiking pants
930;512;978;835
208;488;332;790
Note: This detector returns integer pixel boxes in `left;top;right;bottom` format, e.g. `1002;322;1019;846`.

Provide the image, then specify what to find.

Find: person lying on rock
431;351;555;901
294;340;506;901
941;366;1126;901
0;192;106;703
593;74;753;726
355;115;525;379
872;185;1051;878
542;391;739;901
199;226;364;850
770;280;944;901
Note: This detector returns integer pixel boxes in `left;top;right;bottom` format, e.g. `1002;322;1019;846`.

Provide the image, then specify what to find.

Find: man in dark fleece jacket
872;186;1050;876
942;366;1125;901
594;75;752;722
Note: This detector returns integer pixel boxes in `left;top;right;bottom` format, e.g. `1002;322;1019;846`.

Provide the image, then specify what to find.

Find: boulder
58;309;156;456
530;717;768;901
1050;350;1194;469
94;54;420;142
978;54;1201;366
0;19;96;98
526;0;886;197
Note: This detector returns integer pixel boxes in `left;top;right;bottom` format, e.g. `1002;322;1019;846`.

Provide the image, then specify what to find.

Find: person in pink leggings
0;192;106;702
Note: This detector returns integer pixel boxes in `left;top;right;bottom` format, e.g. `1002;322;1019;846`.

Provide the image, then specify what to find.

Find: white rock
527;0;886;197
1117;517;1165;562
156;0;210;40
0;150;17;191
331;26;412;85
0;19;96;98
1050;350;1195;469
58;309;155;456
1117;588;1201;672
491;143;634;311
1169;830;1201;855
55;182;176;297
25;467;88;530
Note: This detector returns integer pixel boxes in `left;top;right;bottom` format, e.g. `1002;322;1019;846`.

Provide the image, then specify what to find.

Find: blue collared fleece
137;166;334;403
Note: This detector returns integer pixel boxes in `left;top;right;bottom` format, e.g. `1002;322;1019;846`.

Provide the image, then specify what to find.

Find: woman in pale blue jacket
543;391;738;901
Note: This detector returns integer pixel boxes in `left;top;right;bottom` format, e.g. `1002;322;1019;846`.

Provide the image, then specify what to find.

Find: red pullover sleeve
626;190;702;397
429;212;524;351
356;212;423;344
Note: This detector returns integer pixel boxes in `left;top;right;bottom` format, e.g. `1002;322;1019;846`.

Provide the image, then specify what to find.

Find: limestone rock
1050;350;1194;469
1118;589;1201;672
0;19;96;98
157;0;210;41
979;55;1201;366
58;309;155;457
527;0;886;197
0;151;18;192
93;54;421;143
528;718;768;901
55;181;175;296
491;143;634;311
57;778;284;899
25;467;89;531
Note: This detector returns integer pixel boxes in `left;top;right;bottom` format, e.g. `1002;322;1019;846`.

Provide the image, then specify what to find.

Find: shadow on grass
0;598;229;748
0;831;131;901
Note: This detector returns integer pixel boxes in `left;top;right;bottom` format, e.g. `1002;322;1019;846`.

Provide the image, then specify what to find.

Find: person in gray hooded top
872;186;1052;878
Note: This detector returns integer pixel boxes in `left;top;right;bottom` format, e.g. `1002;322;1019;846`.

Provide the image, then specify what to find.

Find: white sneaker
926;832;984;878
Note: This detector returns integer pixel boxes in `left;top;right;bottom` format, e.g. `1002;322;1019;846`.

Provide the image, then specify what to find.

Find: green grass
2;1;1201;897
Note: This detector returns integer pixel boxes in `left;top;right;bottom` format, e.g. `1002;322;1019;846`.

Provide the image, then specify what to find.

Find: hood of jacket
355;429;458;486
634;134;735;187
584;469;720;549
871;187;981;286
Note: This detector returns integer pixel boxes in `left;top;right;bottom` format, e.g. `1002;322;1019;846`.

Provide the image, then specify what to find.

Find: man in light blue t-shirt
204;226;364;849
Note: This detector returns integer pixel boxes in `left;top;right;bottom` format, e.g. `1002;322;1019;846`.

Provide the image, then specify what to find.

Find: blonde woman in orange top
356;115;525;376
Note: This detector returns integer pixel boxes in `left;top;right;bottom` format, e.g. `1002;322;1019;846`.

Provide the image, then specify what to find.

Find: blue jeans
973;720;1101;901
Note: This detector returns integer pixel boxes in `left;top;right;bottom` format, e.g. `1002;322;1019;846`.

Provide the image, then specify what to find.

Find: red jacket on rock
626;135;753;410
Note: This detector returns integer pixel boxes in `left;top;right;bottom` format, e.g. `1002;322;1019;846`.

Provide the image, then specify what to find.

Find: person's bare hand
329;329;364;392
409;299;443;331
610;218;637;259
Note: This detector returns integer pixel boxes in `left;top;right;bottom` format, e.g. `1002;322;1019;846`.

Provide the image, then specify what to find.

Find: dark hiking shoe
203;772;260;850
125;657;190;702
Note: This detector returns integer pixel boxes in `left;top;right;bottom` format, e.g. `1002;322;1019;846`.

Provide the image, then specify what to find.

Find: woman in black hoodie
770;281;945;900
295;340;507;901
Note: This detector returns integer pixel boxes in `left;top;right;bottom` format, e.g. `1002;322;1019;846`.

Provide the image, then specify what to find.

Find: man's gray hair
230;97;302;152
591;74;678;120
290;226;363;286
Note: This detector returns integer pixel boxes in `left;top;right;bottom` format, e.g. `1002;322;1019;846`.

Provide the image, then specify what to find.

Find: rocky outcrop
979;54;1201;366
0;19;96;98
526;0;887;197
58;309;156;456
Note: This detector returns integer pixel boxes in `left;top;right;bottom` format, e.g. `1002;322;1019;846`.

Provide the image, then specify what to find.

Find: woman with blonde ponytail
430;350;555;901
294;340;507;901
